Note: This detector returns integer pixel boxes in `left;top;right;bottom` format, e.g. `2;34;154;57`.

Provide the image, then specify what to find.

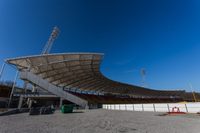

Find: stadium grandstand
0;53;198;109
0;27;199;109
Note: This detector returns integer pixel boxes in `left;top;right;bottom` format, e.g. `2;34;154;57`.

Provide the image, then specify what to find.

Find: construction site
0;27;200;133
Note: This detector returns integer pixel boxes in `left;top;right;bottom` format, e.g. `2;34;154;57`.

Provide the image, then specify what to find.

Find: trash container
61;104;74;113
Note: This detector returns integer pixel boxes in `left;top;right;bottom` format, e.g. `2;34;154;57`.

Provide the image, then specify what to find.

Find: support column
59;97;63;108
17;80;29;109
8;70;19;108
28;85;36;108
18;95;23;109
23;80;29;94
85;104;89;110
23;80;29;106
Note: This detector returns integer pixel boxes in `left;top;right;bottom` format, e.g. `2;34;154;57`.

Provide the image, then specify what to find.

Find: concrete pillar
23;80;29;94
85;104;89;110
8;71;19;108
28;85;36;108
59;97;63;108
18;95;23;109
17;80;29;109
28;99;32;108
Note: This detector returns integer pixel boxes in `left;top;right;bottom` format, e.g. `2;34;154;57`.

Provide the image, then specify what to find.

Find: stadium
0;27;200;133
1;1;200;132
0;52;198;109
0;27;199;110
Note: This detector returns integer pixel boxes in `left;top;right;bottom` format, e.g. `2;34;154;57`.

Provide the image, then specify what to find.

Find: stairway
20;71;88;108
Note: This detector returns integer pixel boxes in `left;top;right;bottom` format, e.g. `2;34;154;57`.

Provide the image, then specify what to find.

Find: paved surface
0;109;200;133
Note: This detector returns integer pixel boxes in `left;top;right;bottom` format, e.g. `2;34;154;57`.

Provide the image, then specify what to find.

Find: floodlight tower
42;26;60;54
141;68;146;87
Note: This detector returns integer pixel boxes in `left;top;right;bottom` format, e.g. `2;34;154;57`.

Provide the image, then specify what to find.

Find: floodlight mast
42;26;60;54
141;68;146;87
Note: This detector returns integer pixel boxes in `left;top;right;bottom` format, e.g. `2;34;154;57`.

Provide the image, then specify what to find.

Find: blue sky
0;0;200;92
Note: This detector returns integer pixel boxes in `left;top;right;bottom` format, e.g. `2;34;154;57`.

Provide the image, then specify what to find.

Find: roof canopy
6;53;180;97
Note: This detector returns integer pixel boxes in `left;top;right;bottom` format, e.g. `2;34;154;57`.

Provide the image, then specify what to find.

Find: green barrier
61;104;74;113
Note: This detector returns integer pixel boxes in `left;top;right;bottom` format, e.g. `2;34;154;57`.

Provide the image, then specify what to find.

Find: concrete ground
0;109;200;133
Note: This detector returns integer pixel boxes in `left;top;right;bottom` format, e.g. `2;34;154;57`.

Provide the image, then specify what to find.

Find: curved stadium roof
6;53;182;98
